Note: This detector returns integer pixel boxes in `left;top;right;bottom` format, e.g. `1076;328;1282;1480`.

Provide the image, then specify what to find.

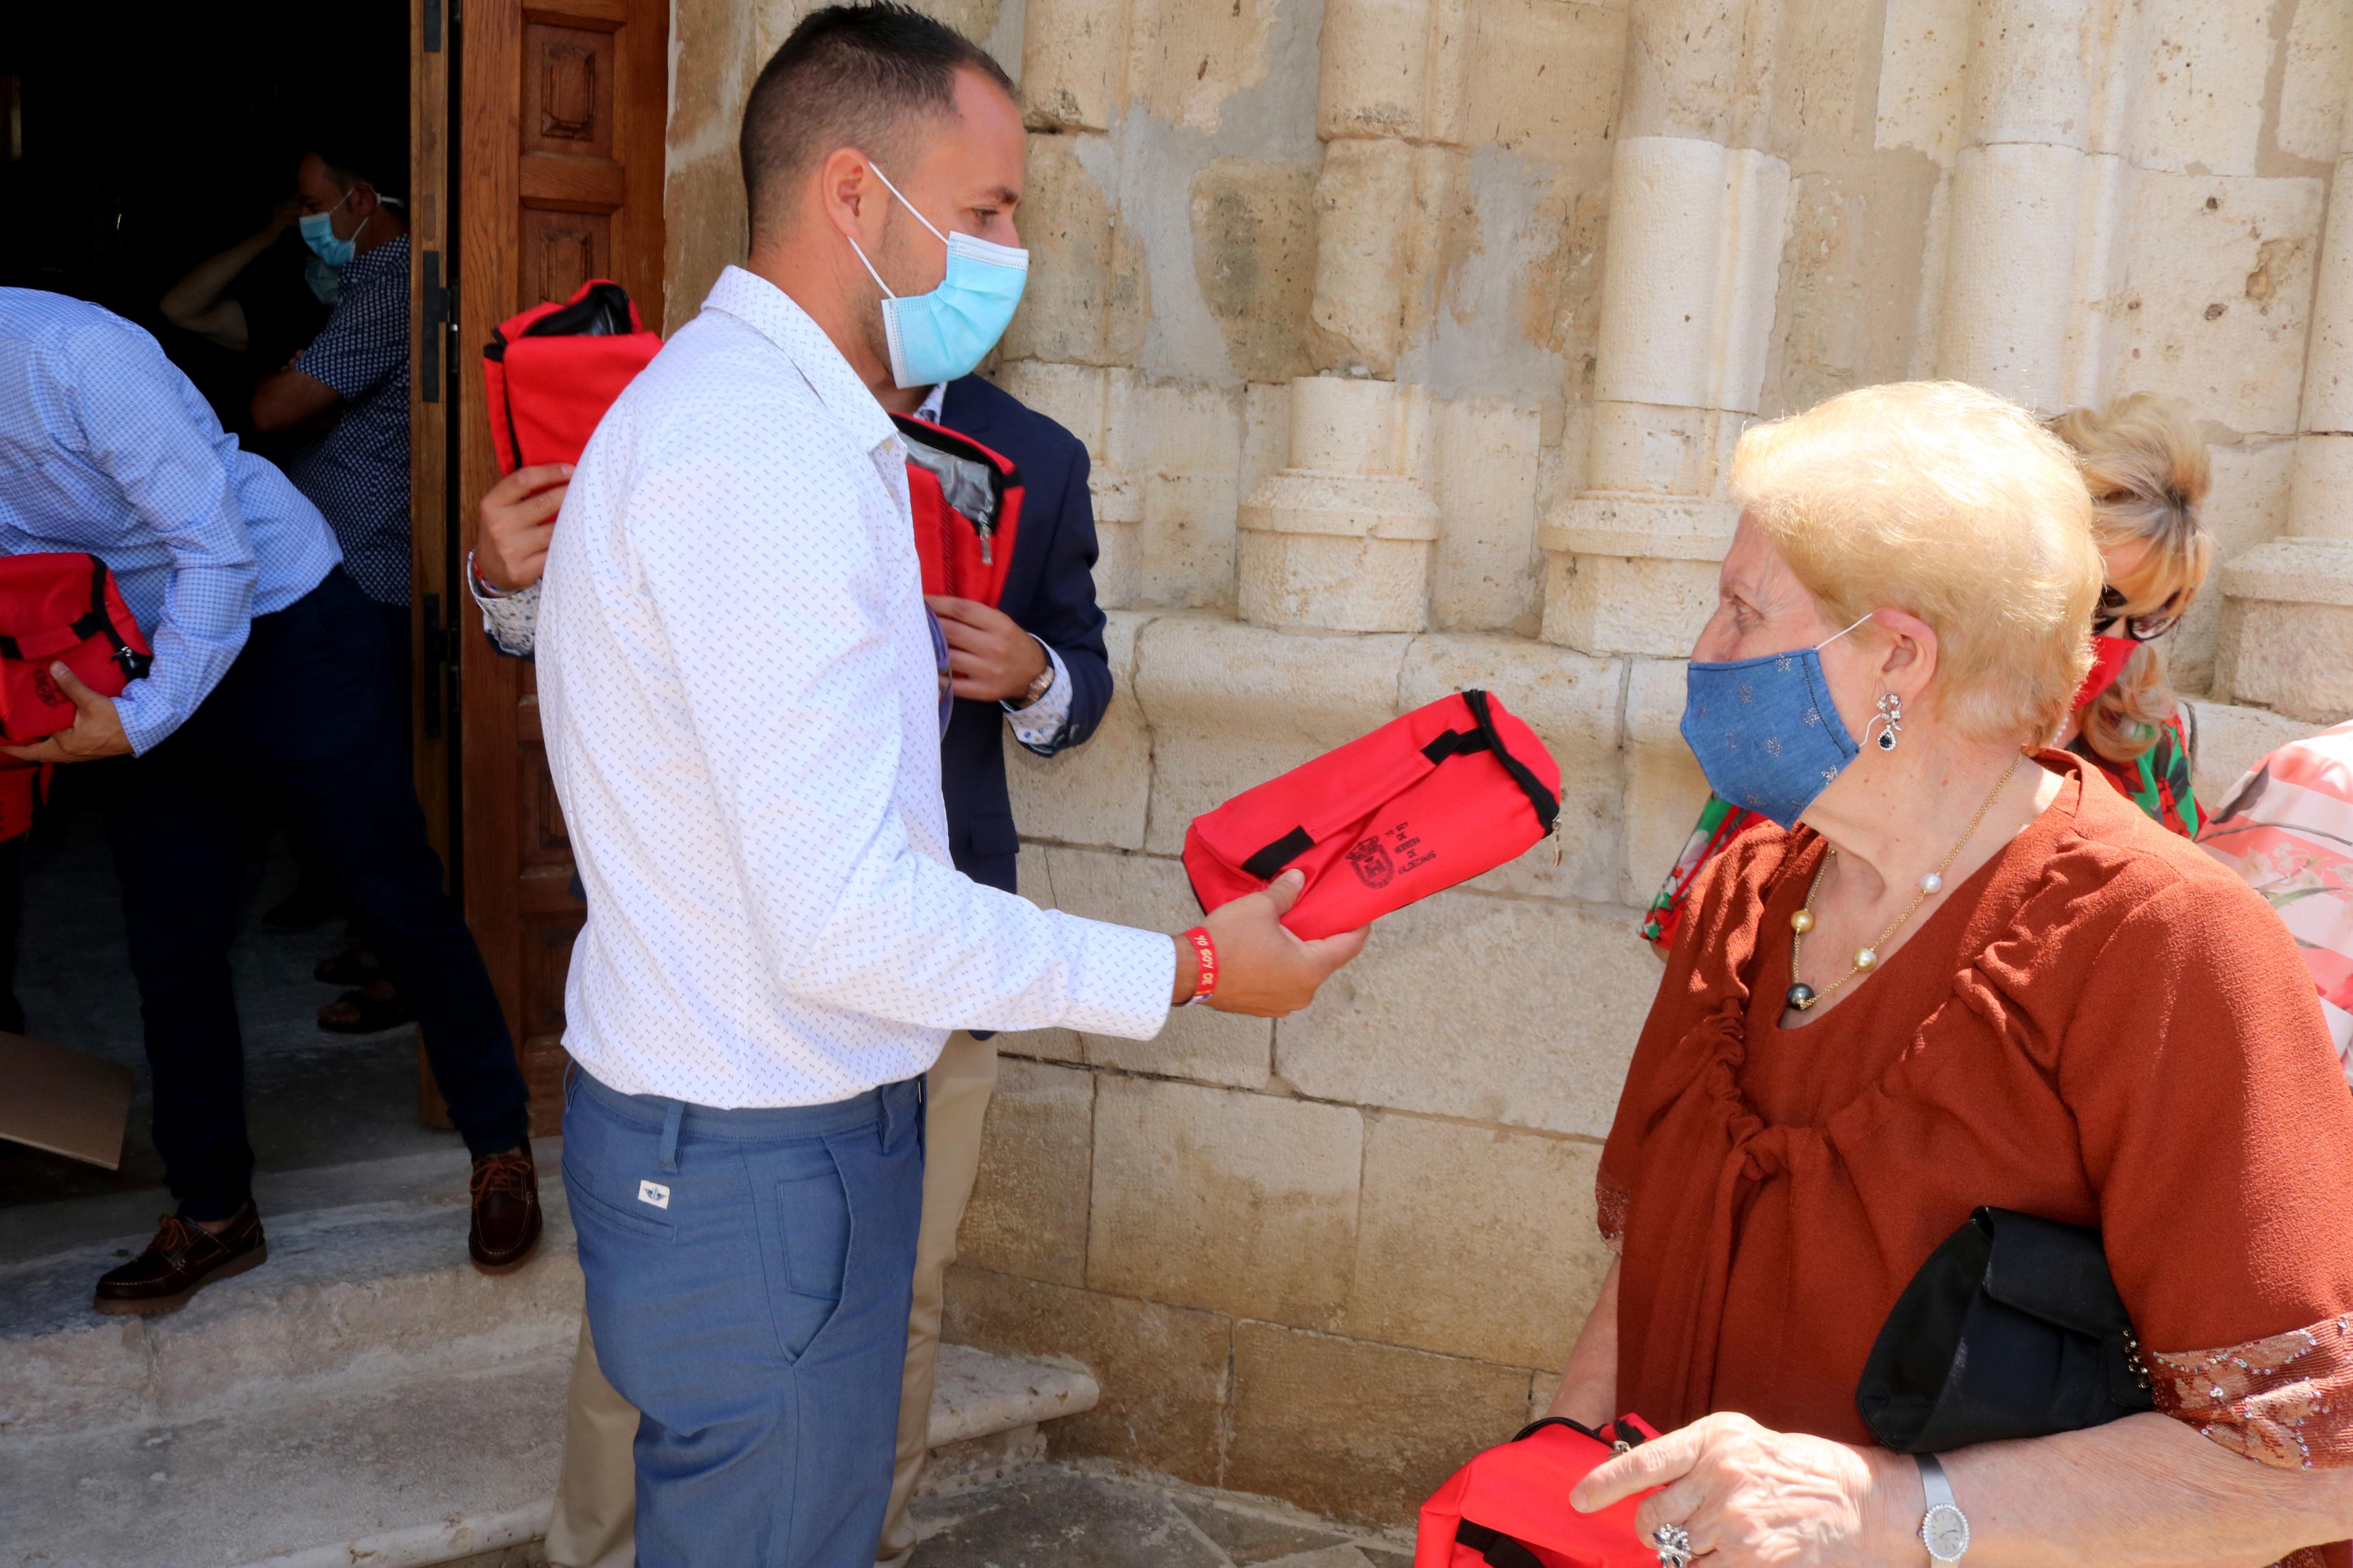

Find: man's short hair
739;3;1014;242
308;132;406;204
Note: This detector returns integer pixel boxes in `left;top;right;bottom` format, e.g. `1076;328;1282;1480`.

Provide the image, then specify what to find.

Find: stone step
0;1150;580;1441
1;1146;1099;1566
0;1343;1097;1568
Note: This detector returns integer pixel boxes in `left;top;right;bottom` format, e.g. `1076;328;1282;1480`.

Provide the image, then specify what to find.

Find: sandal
317;984;415;1035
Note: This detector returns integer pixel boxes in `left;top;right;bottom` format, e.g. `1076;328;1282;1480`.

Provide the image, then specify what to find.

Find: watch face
1922;1503;1970;1560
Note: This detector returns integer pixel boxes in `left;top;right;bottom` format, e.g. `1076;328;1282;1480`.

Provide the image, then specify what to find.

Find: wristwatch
1917;1453;1970;1562
1017;654;1055;710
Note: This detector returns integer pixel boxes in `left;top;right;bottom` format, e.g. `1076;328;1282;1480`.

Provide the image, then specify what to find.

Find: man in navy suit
469;368;1113;1568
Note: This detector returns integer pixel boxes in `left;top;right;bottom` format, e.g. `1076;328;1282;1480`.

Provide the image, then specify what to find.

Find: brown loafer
469;1143;542;1274
95;1201;268;1315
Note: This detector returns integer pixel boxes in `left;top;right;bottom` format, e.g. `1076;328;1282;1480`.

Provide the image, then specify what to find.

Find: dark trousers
96;568;528;1219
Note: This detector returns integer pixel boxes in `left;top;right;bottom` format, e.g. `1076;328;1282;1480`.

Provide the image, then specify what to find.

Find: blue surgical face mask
303;255;342;305
299;189;357;267
844;161;1028;390
1680;612;1873;829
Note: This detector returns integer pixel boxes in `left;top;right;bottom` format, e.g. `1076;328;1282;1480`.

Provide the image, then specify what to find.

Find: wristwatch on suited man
1918;1454;1971;1562
1017;653;1055;709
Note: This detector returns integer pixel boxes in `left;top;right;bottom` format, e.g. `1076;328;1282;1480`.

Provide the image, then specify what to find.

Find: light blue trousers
563;1066;925;1568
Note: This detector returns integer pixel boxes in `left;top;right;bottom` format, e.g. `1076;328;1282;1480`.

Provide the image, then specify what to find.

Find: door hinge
422;593;453;741
421;251;451;404
424;0;442;52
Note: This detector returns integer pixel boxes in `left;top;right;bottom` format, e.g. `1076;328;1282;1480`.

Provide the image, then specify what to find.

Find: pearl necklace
1786;752;2022;1014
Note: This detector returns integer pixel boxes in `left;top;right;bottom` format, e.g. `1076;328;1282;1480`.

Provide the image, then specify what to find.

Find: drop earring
1865;690;1903;752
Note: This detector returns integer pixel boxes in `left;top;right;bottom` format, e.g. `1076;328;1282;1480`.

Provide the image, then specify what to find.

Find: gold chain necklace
1787;752;2022;1014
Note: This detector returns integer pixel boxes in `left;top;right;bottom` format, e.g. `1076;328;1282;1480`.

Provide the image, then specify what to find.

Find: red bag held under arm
1417;1415;1663;1568
0;552;152;745
893;413;1024;610
482;279;665;475
1183;689;1561;941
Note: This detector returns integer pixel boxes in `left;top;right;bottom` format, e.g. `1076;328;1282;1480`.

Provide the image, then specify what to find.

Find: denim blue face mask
1680;612;1873;829
299;190;357;268
845;162;1028;390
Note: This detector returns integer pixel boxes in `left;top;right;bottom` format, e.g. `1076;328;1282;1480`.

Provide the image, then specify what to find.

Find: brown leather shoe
469;1144;542;1274
94;1202;268;1315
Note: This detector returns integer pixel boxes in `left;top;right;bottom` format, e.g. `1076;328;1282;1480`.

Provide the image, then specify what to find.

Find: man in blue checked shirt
0;288;542;1314
251;137;417;1032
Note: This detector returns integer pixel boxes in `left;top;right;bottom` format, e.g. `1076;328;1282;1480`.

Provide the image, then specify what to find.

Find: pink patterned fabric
2200;720;2353;1089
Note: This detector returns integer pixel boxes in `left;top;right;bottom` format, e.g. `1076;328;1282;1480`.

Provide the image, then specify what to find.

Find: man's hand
925;595;1048;704
475;464;572;592
1173;869;1369;1016
0;664;133;764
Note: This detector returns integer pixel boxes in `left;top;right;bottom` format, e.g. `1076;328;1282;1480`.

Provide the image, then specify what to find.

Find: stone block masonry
664;0;2353;1529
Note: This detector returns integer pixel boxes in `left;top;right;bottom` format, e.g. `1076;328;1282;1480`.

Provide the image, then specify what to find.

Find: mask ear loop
1813;610;1876;652
842;155;954;298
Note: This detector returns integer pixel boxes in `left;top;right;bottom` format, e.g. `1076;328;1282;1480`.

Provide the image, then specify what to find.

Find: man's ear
817;148;879;244
348;180;379;216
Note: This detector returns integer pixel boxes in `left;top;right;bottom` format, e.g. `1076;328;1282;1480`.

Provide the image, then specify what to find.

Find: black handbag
1855;1207;2156;1453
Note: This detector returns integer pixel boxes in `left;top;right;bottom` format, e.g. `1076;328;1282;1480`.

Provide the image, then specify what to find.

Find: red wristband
1181;926;1218;1007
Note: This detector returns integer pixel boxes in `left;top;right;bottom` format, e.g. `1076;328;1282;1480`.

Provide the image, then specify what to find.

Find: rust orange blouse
1599;753;2353;1562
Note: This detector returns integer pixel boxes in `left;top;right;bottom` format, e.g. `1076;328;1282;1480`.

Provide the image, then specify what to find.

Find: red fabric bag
893;413;1024;609
482;279;664;475
1183;689;1561;940
0;553;152;746
1417;1416;1662;1568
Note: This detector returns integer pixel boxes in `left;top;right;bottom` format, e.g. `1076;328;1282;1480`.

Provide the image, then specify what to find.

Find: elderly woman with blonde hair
1553;382;2353;1566
1639;393;2217;950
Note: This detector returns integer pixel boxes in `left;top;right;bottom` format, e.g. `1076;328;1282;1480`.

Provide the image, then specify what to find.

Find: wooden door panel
454;0;666;1137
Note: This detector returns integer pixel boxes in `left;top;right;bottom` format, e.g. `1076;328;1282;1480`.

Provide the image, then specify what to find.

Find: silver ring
1651;1522;1692;1568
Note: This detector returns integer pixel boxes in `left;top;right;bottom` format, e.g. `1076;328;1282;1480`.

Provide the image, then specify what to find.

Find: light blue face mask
299;189;357;268
303;255;341;306
1679;611;1874;829
844;161;1028;390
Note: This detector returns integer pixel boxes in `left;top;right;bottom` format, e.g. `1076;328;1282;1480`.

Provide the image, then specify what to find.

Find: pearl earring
1865;691;1903;753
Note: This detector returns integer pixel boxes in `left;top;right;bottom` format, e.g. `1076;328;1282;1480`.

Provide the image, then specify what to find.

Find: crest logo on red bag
31;669;66;707
1346;835;1395;889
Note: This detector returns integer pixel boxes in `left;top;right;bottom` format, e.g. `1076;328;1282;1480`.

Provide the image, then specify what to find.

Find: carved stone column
2216;66;2353;722
1538;0;1789;657
1237;376;1440;633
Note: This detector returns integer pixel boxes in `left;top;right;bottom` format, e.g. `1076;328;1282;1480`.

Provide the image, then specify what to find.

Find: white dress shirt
537;266;1173;1108
474;375;1078;747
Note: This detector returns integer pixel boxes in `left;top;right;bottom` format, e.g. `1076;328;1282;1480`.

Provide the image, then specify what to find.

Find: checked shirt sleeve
58;323;260;752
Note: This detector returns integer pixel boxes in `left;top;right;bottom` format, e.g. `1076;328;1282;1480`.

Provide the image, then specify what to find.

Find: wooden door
446;0;667;1136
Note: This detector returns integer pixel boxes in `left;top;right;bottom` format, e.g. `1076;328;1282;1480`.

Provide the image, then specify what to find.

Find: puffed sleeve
2061;874;2353;1470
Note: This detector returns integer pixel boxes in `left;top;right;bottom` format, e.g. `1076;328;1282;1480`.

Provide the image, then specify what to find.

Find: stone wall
663;0;2350;1526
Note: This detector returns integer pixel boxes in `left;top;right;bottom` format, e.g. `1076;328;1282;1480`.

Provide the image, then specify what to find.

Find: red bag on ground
482;279;665;475
0;553;152;746
1183;689;1561;940
893;413;1024;609
1417;1415;1662;1568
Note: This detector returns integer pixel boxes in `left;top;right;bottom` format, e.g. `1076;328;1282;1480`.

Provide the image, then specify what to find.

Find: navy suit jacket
936;374;1113;895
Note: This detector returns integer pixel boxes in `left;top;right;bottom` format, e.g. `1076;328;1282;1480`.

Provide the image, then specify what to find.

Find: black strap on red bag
0;556;151;681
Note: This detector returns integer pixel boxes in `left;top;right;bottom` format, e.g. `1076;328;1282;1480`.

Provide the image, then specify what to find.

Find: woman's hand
1571;1411;1906;1567
475;464;572;592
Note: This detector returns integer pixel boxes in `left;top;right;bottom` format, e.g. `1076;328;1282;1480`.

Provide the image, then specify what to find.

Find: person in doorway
471;358;1122;1565
1637;393;2217;954
250;137;416;1031
529;8;1364;1564
157;197;333;438
0;288;542;1312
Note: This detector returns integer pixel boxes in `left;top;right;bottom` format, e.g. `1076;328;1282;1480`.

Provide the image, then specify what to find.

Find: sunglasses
2092;585;2184;643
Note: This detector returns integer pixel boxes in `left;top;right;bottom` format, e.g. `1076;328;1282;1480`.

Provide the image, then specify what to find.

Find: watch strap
1919;1453;1955;1513
1917;1453;1969;1563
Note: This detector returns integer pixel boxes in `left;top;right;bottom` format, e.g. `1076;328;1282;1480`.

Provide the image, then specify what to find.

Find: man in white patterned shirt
533;9;1364;1564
